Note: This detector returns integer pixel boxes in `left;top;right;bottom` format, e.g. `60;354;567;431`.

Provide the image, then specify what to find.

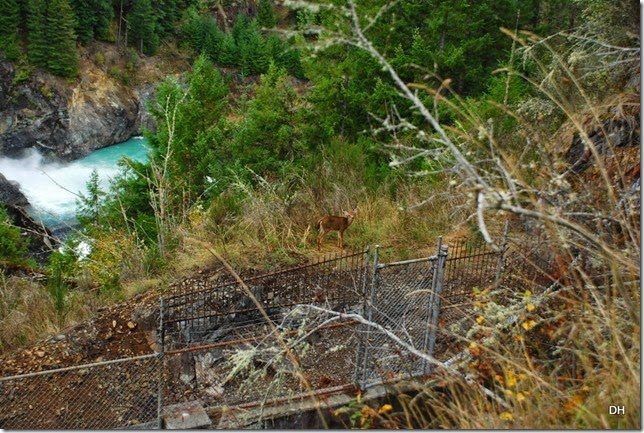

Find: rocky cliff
0;55;155;161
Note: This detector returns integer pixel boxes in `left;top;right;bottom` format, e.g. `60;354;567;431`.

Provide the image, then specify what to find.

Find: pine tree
155;0;180;38
180;7;224;59
46;0;79;78
232;63;305;174
70;0;113;43
218;33;238;67
128;0;159;55
70;0;95;43
0;0;21;60
0;205;30;266
26;0;49;68
256;0;277;28
148;55;229;209
93;0;113;40
238;26;267;76
76;169;106;227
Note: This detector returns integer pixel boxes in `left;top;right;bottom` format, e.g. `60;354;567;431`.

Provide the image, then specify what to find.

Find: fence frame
354;237;449;388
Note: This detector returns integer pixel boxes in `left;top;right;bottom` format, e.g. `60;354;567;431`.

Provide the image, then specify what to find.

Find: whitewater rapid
0;137;149;230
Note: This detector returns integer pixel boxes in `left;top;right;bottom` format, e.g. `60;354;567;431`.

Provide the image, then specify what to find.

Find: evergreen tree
148;55;229;206
180;7;224;60
154;0;174;38
76;169;106;227
93;0;113;40
0;0;21;60
128;0;159;55
264;34;304;78
70;0;113;43
26;0;49;68
70;0;96;43
46;0;80;78
232;63;306;175
256;0;277;28
218;33;238;67
232;13;251;44
238;25;267;75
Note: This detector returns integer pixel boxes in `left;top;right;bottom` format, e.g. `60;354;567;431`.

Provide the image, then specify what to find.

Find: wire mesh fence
160;318;362;410
0;354;160;429
438;237;506;323
163;249;370;349
1;232;551;429
355;240;448;387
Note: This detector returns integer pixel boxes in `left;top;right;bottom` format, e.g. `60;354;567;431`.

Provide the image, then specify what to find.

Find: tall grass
0;273;93;353
183;138;469;270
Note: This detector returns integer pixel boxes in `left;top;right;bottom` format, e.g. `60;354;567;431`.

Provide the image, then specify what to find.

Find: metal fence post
353;246;371;388
357;245;379;389
157;297;165;429
495;220;510;286
422;237;448;374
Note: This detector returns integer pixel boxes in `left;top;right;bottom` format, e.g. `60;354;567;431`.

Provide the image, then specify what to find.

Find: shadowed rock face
0;173;54;264
0;172;28;207
0;57;157;262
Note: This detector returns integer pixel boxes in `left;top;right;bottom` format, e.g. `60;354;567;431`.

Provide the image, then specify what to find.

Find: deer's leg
317;229;326;251
338;230;344;249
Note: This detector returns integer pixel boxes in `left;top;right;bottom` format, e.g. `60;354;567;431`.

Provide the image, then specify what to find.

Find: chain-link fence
1;235;530;429
159;320;362;411
0;354;161;429
163;249;370;349
355;240;448;388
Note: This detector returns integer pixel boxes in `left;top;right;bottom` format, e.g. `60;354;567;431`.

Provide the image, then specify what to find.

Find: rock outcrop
0;172;29;207
0;58;154;161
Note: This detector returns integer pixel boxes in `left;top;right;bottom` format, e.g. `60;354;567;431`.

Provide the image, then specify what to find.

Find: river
0;137;149;233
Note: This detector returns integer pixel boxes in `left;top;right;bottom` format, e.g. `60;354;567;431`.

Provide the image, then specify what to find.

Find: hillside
0;0;640;429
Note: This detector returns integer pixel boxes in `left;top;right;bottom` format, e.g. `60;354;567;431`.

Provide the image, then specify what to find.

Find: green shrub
0;206;31;266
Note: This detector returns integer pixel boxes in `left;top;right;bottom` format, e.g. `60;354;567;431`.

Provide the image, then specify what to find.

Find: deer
316;207;358;251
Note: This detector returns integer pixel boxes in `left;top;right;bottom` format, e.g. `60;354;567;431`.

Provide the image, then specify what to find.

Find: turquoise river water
0;137;149;231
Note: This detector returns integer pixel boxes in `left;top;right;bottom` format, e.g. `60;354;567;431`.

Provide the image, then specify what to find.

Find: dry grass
183;151;471;270
0;274;94;352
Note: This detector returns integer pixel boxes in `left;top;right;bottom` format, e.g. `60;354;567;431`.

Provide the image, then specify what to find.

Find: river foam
0;137;149;229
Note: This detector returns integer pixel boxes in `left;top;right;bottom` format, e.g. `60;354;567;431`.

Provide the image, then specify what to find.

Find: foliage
0;206;31;266
25;0;79;77
26;0;49;68
0;0;21;60
302;44;394;139
70;0;113;44
179;6;225;60
128;0;160;55
76;169;106;227
46;244;78;325
45;0;80;78
147;54;229;208
257;0;278;28
230;63;307;177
